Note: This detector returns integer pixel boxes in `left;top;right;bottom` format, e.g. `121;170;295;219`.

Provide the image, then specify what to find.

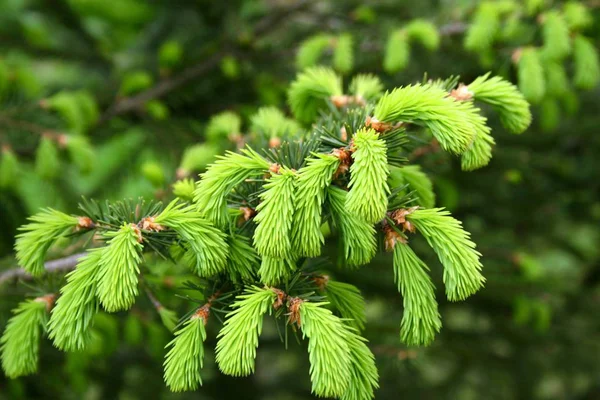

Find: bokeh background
1;0;599;399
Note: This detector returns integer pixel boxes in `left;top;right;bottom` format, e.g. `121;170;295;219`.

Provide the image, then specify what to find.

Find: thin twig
438;21;469;36
0;115;59;137
0;252;86;286
144;284;164;311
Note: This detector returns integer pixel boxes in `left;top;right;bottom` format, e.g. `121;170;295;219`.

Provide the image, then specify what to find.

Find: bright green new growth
322;279;367;332
407;208;485;301
0;148;19;189
48;248;103;351
163;313;207;392
458;102;494;171
563;1;593;30
35;136;60;180
15;208;79;276
541;11;571;61
573;35;600;90
288;66;343;124
388;165;435;208
333;34;354;74
65;135;95;174
215;287;276;376
227;234;259;282
340;330;379;400
158;307;179;332
349;74;384;102
374;84;476;154
172;178;196;201
250;107;301;140
193;148;270;227
96;223;143;312
393;242;441;345
179;143;219;174
205;111;241;144
296;34;333;70
446;97;493;171
258;256;297;286
539;98;561;132
154;200;229;276
298;301;352;398
328;186;376;267
464;2;499;52
461;127;494;171
1;298;49;378
254;168;297;284
383;29;409;73
254;168;296;258
468;73;532;134
517;48;546;104
383;20;440;73
291;154;340;257
405;20;440;50
544;63;569;97
346;128;390;224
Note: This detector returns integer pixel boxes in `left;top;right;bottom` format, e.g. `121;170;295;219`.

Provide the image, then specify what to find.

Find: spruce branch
545;62;570;97
393;242;441;346
215;287;277;376
341;330;379;400
258;256;297;286
153;200;229;276
291;153;340;257
316;276;367;332
193;147;271;227
346;128;390;223
457;103;494;171
0;252;87;286
388;165;435;208
296;300;352;398
372;84;477;154
573;35;600;90
383;29;410;73
467;73;532;134
405;20;440;51
540;11;571;61
172;178;196;201
48;248;103;351
227;234;259;283
0;146;19;189
1;295;54;378
206;111;242;144
253;168;297;259
515;48;546;104
406;208;485;301
464;2;500;53
250;107;302;142
163;305;209;392
333;33;354;74
348;74;384;102
288;67;343;124
296;34;334;70
96;223;144;312
328;186;376;268
15;209;83;276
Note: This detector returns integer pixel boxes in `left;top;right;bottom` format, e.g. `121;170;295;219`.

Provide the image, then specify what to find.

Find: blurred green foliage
1;0;599;399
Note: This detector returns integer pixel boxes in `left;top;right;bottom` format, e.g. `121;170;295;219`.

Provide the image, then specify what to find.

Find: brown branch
0;115;60;137
0;252;86;286
438;21;469;36
98;51;227;123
